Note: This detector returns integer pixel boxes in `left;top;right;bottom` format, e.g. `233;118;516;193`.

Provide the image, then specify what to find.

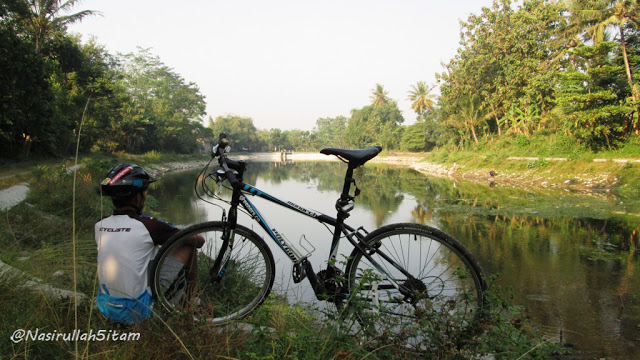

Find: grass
423;134;640;198
0;267;570;359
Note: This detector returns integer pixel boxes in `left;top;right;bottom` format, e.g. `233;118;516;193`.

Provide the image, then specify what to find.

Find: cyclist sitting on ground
95;164;204;324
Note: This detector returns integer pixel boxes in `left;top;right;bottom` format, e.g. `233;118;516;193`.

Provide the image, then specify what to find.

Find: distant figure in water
489;170;496;187
449;162;458;175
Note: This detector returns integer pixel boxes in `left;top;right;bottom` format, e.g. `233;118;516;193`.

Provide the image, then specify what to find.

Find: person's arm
182;234;205;248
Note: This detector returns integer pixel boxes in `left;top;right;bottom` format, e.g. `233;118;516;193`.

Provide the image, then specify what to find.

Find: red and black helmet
100;164;157;197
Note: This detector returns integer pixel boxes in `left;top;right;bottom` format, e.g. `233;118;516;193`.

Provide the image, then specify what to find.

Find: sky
68;0;496;131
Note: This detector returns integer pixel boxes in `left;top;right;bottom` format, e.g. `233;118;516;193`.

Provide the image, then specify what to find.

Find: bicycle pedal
292;262;306;283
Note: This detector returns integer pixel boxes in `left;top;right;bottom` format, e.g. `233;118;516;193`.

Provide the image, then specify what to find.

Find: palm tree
370;83;390;106
12;0;99;52
407;81;436;121
447;95;489;144
568;0;640;133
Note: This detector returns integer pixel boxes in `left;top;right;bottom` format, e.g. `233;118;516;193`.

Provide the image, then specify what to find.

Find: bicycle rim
152;222;275;325
346;223;485;349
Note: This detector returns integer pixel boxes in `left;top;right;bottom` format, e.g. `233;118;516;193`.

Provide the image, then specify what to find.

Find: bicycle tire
345;223;486;348
150;221;275;324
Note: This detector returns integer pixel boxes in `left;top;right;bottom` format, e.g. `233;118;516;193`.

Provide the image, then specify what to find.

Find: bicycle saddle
320;146;383;167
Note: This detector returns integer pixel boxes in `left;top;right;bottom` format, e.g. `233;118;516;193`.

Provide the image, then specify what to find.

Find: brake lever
215;169;225;194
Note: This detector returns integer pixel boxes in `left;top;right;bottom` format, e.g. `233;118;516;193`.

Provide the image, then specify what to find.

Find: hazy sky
68;0;496;131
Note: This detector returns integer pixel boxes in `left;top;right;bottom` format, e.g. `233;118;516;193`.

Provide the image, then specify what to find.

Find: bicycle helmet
100;164;157;197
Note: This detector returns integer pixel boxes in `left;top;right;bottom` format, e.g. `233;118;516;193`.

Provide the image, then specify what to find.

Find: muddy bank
410;160;620;194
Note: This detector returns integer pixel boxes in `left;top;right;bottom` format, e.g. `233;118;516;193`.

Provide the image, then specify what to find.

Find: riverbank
2;150;639;210
384;152;639;196
188;151;640;196
230;151;640;195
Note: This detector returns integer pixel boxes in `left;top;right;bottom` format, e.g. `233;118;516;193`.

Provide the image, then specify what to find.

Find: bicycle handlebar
213;133;245;190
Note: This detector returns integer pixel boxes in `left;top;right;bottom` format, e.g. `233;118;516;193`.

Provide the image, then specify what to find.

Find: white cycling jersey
95;208;178;323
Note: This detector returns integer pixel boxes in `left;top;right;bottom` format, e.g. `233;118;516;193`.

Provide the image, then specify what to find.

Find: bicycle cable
193;157;228;212
193;157;253;219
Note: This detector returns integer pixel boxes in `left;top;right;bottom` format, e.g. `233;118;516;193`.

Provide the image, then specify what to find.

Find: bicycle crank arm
301;259;323;295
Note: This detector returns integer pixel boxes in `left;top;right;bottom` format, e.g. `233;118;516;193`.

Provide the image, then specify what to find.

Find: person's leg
157;255;186;304
169;244;199;298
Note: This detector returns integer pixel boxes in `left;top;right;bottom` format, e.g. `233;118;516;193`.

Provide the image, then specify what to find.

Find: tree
268;128;282;151
438;0;565;137
555;42;634;149
1;4;213;157
116;48;207;153
8;0;98;53
370;83;391;106
314;116;347;148
401;122;427;151
42;33;123;154
447;95;489;144
346;102;404;148
0;22;56;157
407;81;436;121
208;115;262;151
568;0;640;133
282;129;315;151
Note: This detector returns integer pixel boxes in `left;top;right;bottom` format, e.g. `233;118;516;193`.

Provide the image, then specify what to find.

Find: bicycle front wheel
150;221;275;325
345;223;486;348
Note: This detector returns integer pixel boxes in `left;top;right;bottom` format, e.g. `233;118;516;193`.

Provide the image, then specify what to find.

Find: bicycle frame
238;183;356;263
210;171;418;302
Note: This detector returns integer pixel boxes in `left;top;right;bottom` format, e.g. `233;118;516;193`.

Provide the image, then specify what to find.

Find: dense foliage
436;0;639;151
1;0;639;158
1;1;210;158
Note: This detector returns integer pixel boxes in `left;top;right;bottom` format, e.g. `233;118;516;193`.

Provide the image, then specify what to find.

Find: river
152;159;640;359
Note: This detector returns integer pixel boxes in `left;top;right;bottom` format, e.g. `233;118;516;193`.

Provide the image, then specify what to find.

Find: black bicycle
150;134;486;340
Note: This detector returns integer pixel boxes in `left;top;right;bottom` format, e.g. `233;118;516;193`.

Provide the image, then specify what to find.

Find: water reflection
153;161;640;359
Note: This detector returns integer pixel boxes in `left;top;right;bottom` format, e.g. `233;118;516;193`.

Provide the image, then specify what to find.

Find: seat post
340;165;355;201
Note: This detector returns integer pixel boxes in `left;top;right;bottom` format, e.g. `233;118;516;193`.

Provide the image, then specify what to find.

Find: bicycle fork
210;195;240;283
209;225;234;282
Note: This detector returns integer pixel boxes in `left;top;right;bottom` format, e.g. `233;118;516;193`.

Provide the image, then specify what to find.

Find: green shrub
437;151;449;164
141;150;163;163
515;135;531;149
617;136;640;157
527;158;550;169
28;165;102;220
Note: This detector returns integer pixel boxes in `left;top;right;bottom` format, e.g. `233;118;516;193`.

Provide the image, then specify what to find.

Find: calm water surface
152;160;640;359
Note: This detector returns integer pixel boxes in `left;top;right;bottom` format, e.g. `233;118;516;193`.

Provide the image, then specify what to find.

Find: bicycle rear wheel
345;223;486;349
150;221;275;324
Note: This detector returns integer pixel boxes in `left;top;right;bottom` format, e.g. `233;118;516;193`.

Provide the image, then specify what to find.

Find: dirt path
0;184;29;211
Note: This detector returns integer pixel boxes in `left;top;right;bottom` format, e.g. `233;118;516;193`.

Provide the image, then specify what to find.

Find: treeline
436;0;639;151
1;1;210;158
207;99;405;152
208;83;428;152
2;1;639;158
207;84;411;151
